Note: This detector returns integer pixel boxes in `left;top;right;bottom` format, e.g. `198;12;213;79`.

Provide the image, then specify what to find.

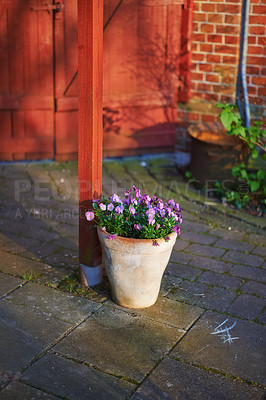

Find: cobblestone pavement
0;157;265;399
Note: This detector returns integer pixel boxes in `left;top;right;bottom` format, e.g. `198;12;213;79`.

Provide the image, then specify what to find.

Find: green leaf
251;148;258;159
221;110;234;130
240;169;248;179
257;170;265;181
250;181;260;192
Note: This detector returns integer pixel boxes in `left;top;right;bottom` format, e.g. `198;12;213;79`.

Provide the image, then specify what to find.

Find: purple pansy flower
168;199;175;207
153;240;159;246
155;223;160;229
107;203;114;211
129;206;136;215
110;194;122;203
115;204;124;214
108;234;117;240
99;203;106;211
85;211;94;221
173;225;181;235
134;224;142;230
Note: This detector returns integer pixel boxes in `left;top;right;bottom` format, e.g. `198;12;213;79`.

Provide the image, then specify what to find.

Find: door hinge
30;2;62;14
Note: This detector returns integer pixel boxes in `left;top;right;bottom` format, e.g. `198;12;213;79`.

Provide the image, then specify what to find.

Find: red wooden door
0;0;55;161
54;0;192;160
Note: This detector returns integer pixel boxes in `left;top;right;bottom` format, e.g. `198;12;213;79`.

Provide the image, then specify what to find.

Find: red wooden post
78;0;103;286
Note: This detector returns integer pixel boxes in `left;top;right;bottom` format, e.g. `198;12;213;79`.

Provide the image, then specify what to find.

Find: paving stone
223;251;264;267
214;239;254;252
131;358;264;400
107;297;203;331
171;310;266;386
196;286;236;312
252;245;266;257
167;281;208;306
22;352;135;400
0;380;58;399
240;281;266;298
257;308;266;324
0;300;71;374
54;306;184;382
0;251;49;277
227;294;265;320
166;263;202;280
209;228;245;240
0;273;24;297
197;271;242;290
181;220;211;233
190;256;231;273
160;275;183;296
185;244;226;258
180;231;217;245
230;265;266;282
169;251;193;265
6;282;99;324
244;233;266;246
173;239;189;252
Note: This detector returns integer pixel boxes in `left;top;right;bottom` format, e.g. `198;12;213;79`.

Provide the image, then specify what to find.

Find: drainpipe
236;0;250;128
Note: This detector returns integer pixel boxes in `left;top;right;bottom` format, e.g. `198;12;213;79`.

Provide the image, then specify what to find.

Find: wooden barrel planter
188;122;249;186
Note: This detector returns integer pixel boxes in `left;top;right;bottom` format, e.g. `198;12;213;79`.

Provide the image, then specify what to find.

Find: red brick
249;15;266;25
249;26;265;35
201;24;214;33
225;36;239;45
248;86;257;95
252;5;266;13
206;54;221;63
198;83;212;91
225;15;241;24
204;93;219;101
194;3;200;11
221;95;235;103
191;91;204;99
208;34;222;43
191;72;204;80
258;37;266;46
217;4;240;13
248;46;263;55
222;75;237;85
206;74;220;83
262;67;266;75
193;12;207;22
247;66;260;74
248;37;256;45
252;76;266;85
193;22;199;32
217;25;239;34
192;53;205;61
192;33;206;42
191;63;198;70
200;44;213;52
223;56;237;64
187;112;201;121
215;45;238;55
202;114;217;122
247;56;265;65
199;64;213;72
192;42;199;51
202;3;215;11
208;14;223;23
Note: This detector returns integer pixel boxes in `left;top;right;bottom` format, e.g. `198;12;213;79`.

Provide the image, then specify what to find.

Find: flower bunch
85;186;182;242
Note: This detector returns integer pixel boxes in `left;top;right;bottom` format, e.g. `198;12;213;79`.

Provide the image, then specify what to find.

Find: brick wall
176;0;266;150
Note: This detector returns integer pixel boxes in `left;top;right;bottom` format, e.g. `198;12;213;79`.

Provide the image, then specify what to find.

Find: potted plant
85;186;182;308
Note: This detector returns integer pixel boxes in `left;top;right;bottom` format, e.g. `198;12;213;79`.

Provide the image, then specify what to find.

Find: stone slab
0;299;71;374
166;263;202;280
223;251;264;267
171;311;266;386
240;281;266;298
0;273;24;297
167;280;209;306
54;306;184;382
6;282;100;323
185;244;225;258
230;264;266;282
0;380;58;399
22;352;135;400
197;270;242;290
0;251;49;277
180;231;217;245
131;358;264;400
196;286;236;312
106;297;204;330
214;239;254;252
190;256;231;273
227;294;265;320
160;274;182;296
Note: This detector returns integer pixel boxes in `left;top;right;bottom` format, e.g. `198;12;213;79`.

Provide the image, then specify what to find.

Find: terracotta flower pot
97;227;177;309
